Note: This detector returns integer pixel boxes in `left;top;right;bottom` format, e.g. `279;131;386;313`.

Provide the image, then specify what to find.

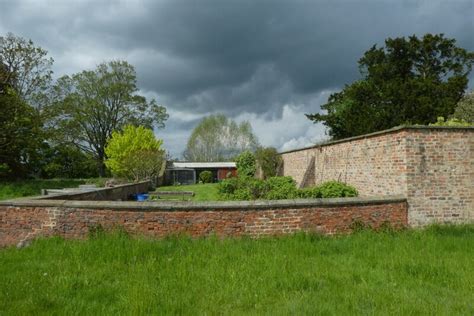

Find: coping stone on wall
0;195;407;211
278;125;474;155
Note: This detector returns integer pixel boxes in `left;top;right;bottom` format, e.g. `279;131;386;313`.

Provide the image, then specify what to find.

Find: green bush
297;187;322;198
263;176;298;199
429;116;472;127
199;171;213;183
218;177;265;200
235;151;256;177
218;177;358;201
317;181;358;198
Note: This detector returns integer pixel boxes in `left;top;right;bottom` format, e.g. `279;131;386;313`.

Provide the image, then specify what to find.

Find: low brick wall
0;196;407;247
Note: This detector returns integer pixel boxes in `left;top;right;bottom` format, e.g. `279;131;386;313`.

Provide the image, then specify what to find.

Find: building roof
169;162;236;169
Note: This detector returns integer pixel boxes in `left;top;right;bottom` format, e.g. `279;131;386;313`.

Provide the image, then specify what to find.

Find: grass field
1;225;473;314
155;183;219;201
0;178;109;201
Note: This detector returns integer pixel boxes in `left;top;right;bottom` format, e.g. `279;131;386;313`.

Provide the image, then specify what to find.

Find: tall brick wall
0;198;407;247
280;126;474;226
405;129;474;226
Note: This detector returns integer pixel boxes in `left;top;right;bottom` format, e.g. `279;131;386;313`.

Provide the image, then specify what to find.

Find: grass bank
1;225;473;314
0;178;109;201
155;183;219;201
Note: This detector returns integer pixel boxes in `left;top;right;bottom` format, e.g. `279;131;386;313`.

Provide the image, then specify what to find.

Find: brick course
280;126;474;226
0;198;406;247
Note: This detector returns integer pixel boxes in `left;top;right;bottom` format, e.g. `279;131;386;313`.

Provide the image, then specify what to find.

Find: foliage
307;34;474;139
199;171;213;183
262;176;298;199
429;116;472;127
255;147;282;179
452;91;474;123
317;181;358;198
297;186;322;198
0;179;87;200
105;125;165;181
219;176;357;201
1;226;473;314
45;60;168;175
0;87;43;179
39;144;99;179
217;176;264;200
235;150;256;177
0;32;53;107
183;114;259;162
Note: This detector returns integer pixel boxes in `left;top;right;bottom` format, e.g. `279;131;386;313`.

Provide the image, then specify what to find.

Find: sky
1;0;473;157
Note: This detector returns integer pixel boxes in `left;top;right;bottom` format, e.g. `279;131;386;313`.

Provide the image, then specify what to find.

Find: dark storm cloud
1;0;473;155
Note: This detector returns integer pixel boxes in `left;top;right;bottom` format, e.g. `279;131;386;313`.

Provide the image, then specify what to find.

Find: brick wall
0;197;406;247
405;129;474;226
280;126;474;226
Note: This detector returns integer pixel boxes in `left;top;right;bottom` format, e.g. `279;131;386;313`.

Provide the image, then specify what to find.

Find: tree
183;114;259;161
0;33;53;107
452;91;474;123
307;34;474;139
255;147;282;179
46;60;168;176
235;151;256;177
39;144;99;179
0;87;43;178
105;125;165;181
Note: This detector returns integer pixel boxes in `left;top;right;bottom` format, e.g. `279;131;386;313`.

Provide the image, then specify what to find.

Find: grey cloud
1;0;473;156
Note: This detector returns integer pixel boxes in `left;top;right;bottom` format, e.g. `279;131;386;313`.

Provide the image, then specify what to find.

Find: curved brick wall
0;197;406;247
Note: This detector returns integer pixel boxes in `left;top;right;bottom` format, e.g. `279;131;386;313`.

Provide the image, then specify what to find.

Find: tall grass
1;225;473;314
0;178;109;200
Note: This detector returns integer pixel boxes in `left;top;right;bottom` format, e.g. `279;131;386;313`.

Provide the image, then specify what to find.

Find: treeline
0;33;168;179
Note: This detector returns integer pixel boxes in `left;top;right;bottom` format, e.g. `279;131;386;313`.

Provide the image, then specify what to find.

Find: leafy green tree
105;125;165;181
39;144;99;179
255;147;282;179
452;91;474;123
183;114;259;161
235;150;256;177
46;61;168;175
0;87;43;178
307;34;474;139
0;33;53;107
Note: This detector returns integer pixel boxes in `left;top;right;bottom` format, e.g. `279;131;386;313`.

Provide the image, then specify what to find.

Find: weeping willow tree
183;114;259;162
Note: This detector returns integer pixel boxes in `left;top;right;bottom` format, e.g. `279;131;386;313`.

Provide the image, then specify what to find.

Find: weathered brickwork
0;198;407;247
280;126;474;226
405;129;474;226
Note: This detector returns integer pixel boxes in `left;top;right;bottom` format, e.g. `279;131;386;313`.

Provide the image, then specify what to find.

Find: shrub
297;187;322;198
218;177;265;200
235;151;256;177
218;177;358;201
429;116;472;127
199;171;213;183
255;147;282;179
263;176;298;200
217;177;239;196
317;181;358;198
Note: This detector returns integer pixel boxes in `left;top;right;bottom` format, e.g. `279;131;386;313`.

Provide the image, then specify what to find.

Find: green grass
0;178;109;201
155;183;219;201
1;225;473;315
